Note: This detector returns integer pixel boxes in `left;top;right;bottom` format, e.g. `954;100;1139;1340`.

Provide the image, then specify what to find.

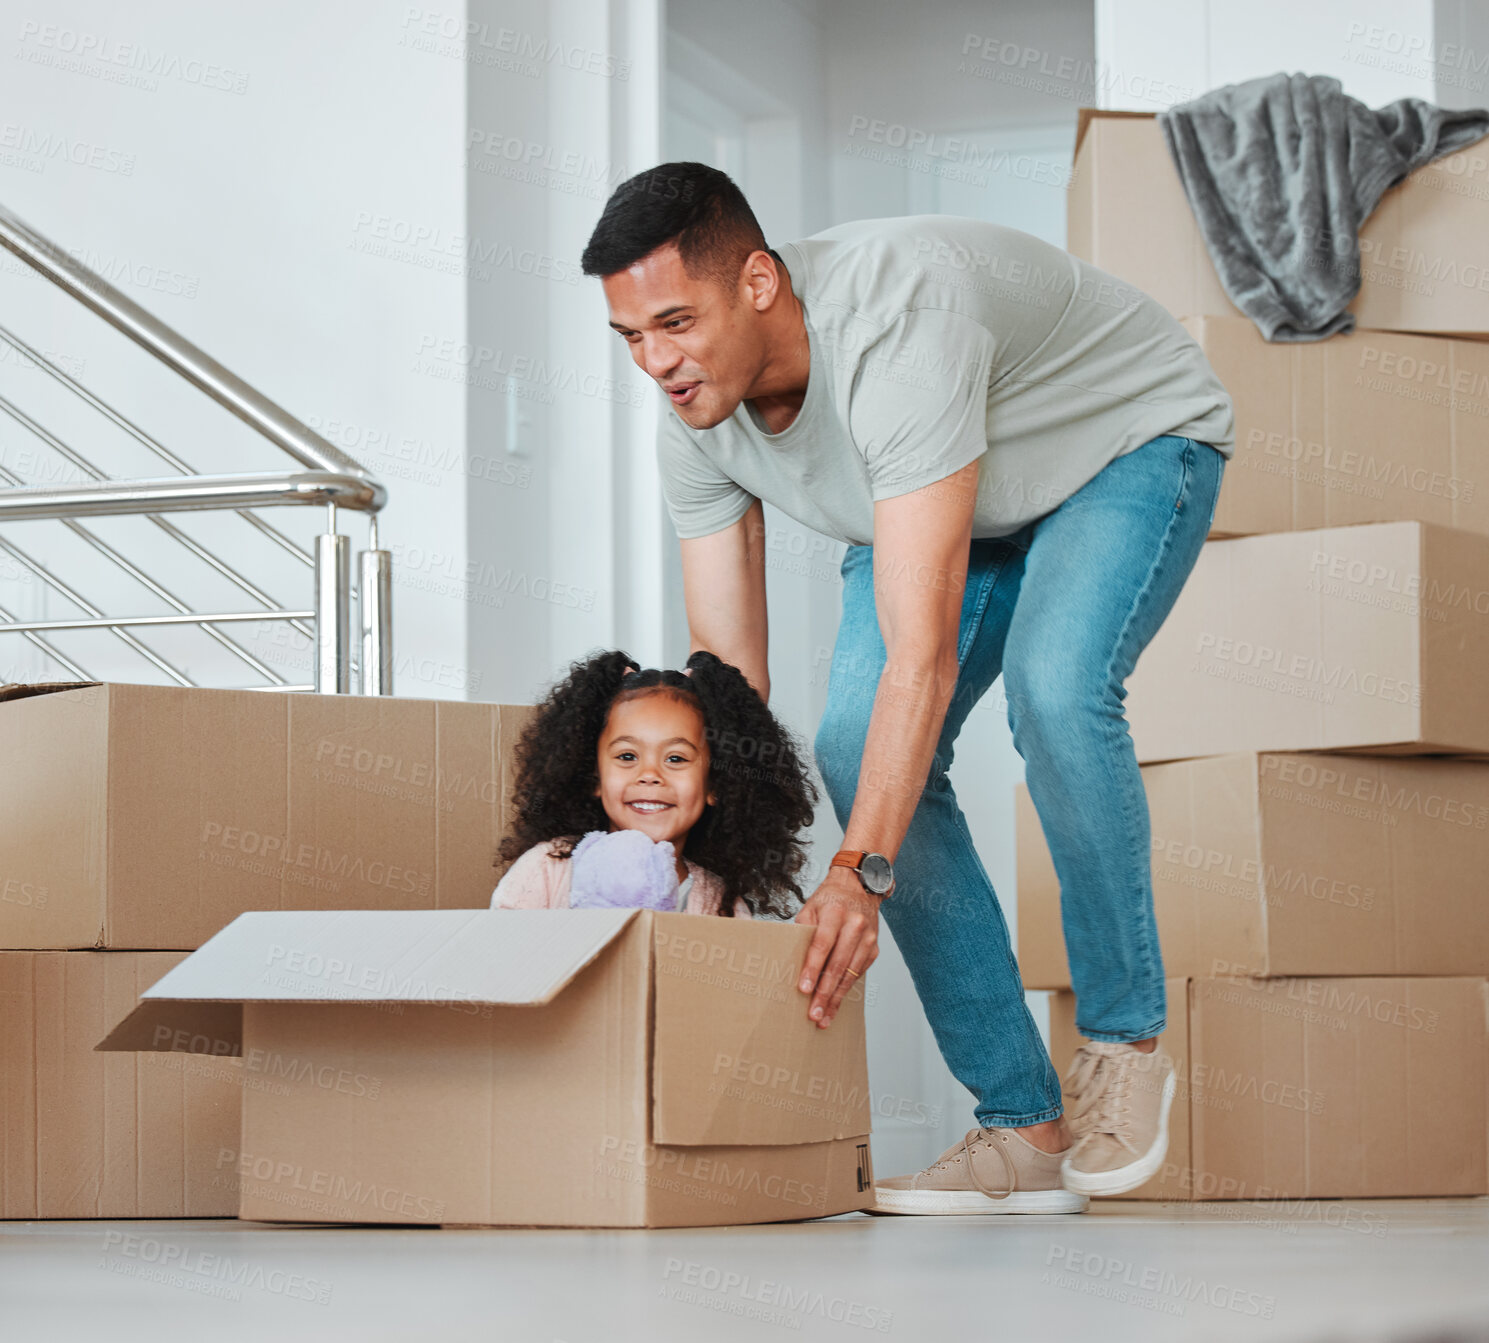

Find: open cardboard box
98;908;874;1228
1070;108;1489;337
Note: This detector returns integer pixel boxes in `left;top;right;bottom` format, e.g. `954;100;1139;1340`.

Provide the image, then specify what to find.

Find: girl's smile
594;689;716;878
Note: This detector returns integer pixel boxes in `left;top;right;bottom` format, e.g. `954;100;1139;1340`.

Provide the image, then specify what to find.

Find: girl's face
594;690;714;848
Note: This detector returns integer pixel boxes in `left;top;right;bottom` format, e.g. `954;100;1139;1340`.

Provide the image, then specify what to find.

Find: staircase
0;201;391;694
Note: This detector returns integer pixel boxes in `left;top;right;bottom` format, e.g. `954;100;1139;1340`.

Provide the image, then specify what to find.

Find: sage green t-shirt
657;213;1235;547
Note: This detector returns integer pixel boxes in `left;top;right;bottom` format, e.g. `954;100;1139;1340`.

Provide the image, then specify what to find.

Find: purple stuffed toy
568;828;680;910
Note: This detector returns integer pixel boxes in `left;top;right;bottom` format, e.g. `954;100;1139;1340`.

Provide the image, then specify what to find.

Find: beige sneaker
1060;1040;1177;1196
872;1127;1088;1215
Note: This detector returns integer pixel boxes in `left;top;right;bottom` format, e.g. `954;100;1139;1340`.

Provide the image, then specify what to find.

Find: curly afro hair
498;648;818;918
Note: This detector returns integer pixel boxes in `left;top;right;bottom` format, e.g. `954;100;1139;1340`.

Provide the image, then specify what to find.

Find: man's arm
678;496;770;701
797;459;979;1027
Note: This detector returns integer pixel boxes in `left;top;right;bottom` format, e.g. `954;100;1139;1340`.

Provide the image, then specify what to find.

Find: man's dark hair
581;161;770;290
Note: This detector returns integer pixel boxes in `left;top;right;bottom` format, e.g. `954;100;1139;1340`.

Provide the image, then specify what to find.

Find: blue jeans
813;434;1225;1126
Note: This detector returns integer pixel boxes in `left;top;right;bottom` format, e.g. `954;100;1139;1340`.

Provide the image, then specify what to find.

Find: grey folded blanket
1157;73;1489;341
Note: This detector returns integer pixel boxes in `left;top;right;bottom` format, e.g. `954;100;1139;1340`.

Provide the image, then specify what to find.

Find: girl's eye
617;751;636;761
667;754;688;764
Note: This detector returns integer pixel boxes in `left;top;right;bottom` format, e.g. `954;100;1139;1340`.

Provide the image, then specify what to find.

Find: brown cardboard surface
1126;521;1489;761
651;916;870;1147
1186;317;1489;538
1188;976;1486;1198
1;950;240;1218
100;909;873;1228
1070;110;1489;336
1047;977;1190;1200
0;683;537;950
1047;975;1487;1199
1018;753;1489;988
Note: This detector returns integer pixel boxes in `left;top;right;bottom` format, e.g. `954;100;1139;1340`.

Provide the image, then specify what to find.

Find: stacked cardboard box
0;681;535;1218
1016;111;1489;1199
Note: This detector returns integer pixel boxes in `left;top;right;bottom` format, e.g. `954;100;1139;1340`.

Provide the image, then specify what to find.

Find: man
581;162;1233;1214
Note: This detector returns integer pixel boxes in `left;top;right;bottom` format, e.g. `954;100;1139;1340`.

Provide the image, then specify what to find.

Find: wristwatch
830;849;895;897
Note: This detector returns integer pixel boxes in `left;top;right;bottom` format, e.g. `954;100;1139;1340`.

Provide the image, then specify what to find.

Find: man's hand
795;865;880;1028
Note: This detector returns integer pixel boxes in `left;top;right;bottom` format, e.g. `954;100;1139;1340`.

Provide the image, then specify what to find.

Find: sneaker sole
870;1187;1089;1216
1060;1068;1177;1197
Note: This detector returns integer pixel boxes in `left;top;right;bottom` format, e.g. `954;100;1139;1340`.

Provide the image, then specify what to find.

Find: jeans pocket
1172;438;1196;513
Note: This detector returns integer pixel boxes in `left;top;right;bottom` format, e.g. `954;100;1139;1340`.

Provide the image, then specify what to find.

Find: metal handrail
0;203;393;694
0;471;385;521
0;320;314;570
0;202;369;478
0;610;313;633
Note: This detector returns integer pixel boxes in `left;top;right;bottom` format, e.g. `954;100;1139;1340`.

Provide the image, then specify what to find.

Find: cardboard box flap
1073;106;1155;157
135;908;642;1007
649;913;871;1147
0;680;101;704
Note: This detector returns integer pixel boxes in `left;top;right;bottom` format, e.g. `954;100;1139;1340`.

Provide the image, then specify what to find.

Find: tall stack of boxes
0;681;533;1219
1015;109;1489;1201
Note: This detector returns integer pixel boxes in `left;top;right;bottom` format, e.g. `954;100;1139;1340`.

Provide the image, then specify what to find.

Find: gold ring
844;968;861;979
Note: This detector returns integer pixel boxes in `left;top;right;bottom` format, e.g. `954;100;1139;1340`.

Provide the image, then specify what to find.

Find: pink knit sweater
490;837;752;918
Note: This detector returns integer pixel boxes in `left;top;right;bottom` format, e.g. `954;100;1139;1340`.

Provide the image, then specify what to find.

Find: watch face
860;853;893;895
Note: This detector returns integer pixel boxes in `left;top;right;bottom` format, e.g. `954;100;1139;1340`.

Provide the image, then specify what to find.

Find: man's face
602;242;769;430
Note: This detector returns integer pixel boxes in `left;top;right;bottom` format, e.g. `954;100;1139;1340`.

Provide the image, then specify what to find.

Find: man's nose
639;332;681;381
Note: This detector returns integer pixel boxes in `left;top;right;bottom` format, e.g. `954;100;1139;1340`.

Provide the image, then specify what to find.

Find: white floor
3;1199;1487;1342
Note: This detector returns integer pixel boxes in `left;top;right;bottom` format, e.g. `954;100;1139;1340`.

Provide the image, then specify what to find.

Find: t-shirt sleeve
848;309;995;502
656;406;757;540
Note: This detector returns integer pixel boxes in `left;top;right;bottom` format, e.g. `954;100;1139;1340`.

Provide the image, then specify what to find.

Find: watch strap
830;849;892;897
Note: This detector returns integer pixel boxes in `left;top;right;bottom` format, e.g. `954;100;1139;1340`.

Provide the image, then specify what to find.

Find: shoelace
926;1128;1018;1202
1064;1045;1139;1155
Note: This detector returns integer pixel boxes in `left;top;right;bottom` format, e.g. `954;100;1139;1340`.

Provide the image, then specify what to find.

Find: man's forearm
691;638;769;702
840;651;958;863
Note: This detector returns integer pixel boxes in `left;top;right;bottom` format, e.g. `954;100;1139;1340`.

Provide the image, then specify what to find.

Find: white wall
0;0;470;694
1095;0;1489;109
462;0;664;705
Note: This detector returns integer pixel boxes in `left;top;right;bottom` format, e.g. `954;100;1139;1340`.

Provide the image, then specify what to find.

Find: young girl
491;648;818;918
